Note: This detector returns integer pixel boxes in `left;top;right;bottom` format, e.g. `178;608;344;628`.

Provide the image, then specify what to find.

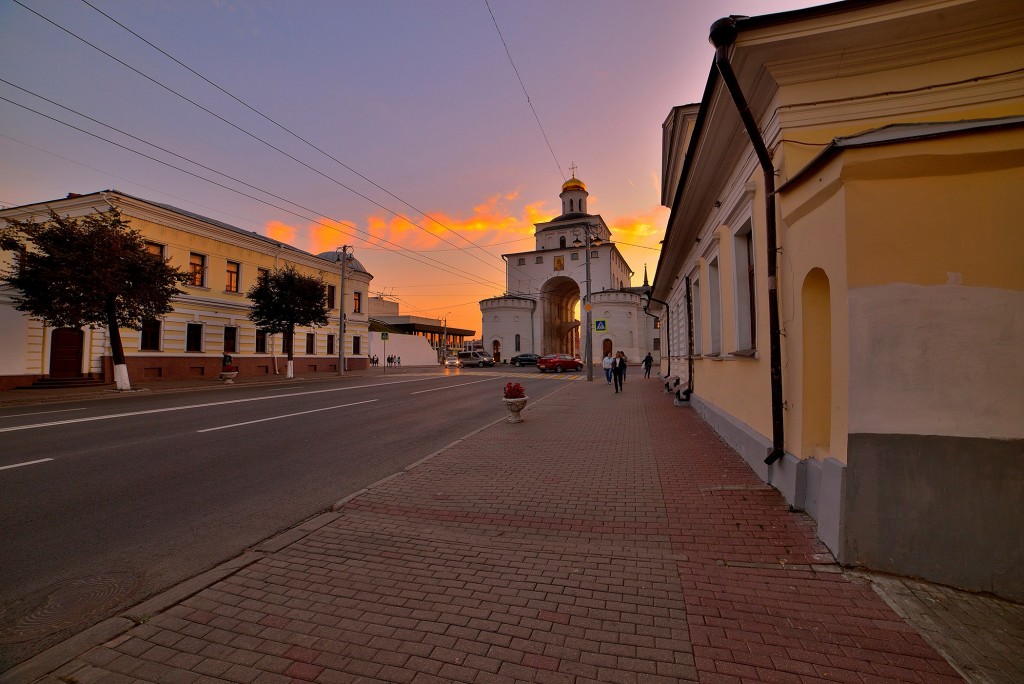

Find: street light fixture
336;245;354;376
442;311;451;360
573;224;603;382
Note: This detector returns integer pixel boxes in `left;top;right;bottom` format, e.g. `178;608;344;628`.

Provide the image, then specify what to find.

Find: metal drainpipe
643;294;670;378
709;16;785;465
684;276;695;396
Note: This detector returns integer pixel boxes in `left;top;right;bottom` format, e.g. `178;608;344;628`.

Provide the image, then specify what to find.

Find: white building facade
480;177;658;366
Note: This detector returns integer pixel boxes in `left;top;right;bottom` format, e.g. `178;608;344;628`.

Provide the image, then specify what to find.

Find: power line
484;0;565;182
74;0;510;278
12;0;506;279
0;92;505;291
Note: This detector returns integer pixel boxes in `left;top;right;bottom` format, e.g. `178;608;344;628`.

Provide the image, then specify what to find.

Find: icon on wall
554;256;565;271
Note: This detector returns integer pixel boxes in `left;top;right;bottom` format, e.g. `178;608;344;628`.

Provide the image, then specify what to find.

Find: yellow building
651;0;1023;599
0;191;372;388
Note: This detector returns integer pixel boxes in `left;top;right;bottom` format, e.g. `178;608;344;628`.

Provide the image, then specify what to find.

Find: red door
49;328;84;378
492;341;501;363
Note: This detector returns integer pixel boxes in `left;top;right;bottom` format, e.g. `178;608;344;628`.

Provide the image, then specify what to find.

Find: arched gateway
480;174;658;369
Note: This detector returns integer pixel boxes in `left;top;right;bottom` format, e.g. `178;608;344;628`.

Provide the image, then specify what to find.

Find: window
733;221;756;351
571;252;579;261
518;258;526;266
327;334;335;355
653;338;661;351
256;330;268;354
709;257;722;355
186;323;203;352
282;333;293;355
140;319;161;351
145;242;164;258
353;291;362;314
223;326;238;353
559;236;566;248
535;256;543;264
591;250;599;259
306;333;315;354
188;253;206;287
515;334;521;352
353;336;361;355
327;284;336;309
225;261;240;293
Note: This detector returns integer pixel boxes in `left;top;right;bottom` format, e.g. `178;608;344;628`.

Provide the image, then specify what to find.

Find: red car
537;354;583;373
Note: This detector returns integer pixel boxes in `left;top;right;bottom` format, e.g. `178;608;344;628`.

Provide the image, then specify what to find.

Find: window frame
223;325;239;354
140;319;162;351
188;253;207;288
225;261;240;293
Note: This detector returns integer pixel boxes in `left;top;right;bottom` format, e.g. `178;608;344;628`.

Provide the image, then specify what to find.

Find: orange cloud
609;205;669;246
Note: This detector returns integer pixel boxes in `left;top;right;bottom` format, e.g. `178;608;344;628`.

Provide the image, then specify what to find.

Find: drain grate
0;573;139;643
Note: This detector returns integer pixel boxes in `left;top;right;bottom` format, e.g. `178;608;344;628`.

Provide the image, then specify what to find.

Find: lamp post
442;311;450;360
336;245;354;376
573;225;602;381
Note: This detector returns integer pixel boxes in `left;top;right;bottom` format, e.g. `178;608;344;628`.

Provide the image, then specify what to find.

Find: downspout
684;276;695;396
710;17;785;465
643;294;672;384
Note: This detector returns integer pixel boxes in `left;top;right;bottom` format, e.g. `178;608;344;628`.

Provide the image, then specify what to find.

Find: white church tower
480;172;659;370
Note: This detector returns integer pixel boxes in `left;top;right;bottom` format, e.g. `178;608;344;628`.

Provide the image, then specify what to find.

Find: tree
1;208;189;390
246;265;329;378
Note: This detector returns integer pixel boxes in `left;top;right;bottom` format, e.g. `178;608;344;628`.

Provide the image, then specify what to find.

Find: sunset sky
0;0;826;333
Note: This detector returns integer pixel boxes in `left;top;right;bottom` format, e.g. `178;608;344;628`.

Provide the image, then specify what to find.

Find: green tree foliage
1;208;189;388
246;265;329;369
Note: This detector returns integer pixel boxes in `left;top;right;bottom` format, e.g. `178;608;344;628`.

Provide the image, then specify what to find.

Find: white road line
0;377;437;434
0;458;54;471
0;407;87;420
197;399;378;433
410;378;495;395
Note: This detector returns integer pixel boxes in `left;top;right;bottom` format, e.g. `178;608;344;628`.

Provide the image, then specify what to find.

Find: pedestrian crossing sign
594;320;607;331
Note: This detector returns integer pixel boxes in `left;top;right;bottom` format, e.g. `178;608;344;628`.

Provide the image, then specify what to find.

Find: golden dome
561;176;587;193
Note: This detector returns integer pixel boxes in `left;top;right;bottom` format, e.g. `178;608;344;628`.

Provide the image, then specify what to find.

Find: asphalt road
0;366;571;670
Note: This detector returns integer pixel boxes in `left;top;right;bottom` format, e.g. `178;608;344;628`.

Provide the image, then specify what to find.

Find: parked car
458;351;495;367
509;353;540;367
443;355;462;368
537;354;583;373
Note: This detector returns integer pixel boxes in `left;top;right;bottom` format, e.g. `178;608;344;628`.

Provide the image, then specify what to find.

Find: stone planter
219;366;239;384
503;396;528;423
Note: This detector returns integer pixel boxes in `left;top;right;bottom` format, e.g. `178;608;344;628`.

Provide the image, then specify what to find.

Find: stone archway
539;276;581;355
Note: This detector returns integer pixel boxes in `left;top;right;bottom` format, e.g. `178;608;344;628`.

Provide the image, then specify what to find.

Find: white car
443;355;462;368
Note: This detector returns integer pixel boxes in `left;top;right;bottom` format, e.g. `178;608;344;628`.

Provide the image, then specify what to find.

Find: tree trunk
106;299;131;391
285;326;294;379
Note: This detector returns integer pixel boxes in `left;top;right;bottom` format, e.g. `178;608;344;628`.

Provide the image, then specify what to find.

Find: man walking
642;352;654;378
612;351;626;394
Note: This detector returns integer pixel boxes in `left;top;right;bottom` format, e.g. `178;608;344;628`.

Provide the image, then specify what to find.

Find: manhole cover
0;573;140;643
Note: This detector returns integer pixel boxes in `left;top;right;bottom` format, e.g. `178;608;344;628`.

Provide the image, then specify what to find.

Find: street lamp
573;225;603;382
442;311;451;359
336;245;354;376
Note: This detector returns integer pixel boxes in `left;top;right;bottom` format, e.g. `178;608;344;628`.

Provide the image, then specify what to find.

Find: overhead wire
11;0;507;279
484;0;565;182
0;91;504;290
74;0;511;277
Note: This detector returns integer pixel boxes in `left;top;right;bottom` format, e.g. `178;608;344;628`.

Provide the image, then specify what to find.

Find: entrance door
50;328;84;378
603;338;613;357
492;340;501;362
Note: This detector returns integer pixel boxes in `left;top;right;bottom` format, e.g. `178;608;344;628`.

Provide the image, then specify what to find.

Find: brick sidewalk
7;377;969;683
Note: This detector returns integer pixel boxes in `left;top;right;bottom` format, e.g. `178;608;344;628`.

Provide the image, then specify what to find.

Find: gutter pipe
684;276;694;397
643;294;670;381
709;17;786;465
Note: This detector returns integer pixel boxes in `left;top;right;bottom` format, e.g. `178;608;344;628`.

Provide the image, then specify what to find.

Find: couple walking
602;351;628;393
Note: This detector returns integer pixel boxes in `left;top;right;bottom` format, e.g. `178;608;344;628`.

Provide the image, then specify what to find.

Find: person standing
602;352;614;384
612;351;626;394
642;352;654;378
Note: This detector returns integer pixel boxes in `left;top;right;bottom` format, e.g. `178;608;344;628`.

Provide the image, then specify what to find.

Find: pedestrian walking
397;356;401;366
612;351;626;393
602;352;614;384
620;353;628;383
642;352;654;378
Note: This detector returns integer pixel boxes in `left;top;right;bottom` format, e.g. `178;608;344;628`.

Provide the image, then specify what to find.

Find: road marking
0;458;54;471
410;378;494;395
0;377;438;433
197;399;378;432
0;407;87;420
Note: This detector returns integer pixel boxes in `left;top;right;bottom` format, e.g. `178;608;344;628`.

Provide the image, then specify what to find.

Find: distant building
651;0;1024;599
481;175;658;364
369;296;474;359
0;190;372;388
